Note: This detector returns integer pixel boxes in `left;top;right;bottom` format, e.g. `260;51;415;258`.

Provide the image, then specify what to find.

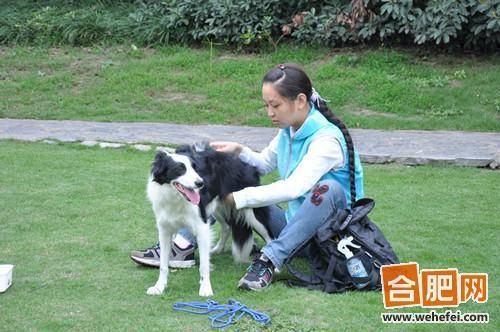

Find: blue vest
277;107;364;221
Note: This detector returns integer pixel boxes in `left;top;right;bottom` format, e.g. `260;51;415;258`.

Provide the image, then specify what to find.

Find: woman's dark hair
263;63;357;206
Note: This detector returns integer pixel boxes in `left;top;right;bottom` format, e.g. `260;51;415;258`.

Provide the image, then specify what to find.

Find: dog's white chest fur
148;180;198;227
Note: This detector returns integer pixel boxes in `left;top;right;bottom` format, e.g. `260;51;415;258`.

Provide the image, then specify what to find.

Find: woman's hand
224;193;235;206
210;141;243;156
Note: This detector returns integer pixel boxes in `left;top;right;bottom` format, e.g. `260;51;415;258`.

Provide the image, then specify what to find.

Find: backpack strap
285;259;323;286
340;198;376;229
316;209;350;242
315;198;375;241
284;230;330;288
286;254;350;293
310;251;352;293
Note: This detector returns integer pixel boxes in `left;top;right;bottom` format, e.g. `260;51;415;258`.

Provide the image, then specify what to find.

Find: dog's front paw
199;283;214;297
147;285;164;295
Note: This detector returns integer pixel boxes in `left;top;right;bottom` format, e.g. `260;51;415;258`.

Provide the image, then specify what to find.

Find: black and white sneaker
238;254;274;291
130;242;195;268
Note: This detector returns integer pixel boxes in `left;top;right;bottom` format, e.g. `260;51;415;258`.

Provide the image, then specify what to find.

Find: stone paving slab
1;119;499;168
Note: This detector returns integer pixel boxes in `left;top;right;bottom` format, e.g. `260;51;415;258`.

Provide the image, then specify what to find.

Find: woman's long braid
316;100;357;207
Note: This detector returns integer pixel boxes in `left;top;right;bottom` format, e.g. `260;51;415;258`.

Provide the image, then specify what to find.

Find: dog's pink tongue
174;183;201;205
184;188;200;205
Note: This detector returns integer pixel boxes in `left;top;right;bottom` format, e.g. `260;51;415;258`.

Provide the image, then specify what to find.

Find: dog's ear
151;152;171;184
202;154;217;174
202;153;233;197
151;152;188;185
175;144;193;156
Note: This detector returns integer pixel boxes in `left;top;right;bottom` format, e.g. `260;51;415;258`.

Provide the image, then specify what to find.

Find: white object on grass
0;264;14;293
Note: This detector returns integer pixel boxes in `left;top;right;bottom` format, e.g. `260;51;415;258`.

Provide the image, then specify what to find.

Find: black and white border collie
146;143;273;296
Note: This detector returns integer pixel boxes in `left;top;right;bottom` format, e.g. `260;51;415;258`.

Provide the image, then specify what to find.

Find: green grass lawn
1;45;499;132
0;141;498;331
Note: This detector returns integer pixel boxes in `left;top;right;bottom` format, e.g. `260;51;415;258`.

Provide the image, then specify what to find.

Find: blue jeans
177;226;198;245
262;179;347;269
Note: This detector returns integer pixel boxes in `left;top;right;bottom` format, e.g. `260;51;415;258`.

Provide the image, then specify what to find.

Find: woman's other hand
224;193;235;206
210;141;243;155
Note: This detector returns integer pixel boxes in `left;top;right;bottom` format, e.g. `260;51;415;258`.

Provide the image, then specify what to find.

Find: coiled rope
173;299;271;329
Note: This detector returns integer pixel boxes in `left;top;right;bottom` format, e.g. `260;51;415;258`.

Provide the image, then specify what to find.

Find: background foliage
1;0;499;51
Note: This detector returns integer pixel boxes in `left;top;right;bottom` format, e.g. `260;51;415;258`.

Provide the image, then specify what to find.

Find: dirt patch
217;52;257;61
70;56;120;72
67;51;121;94
68;60;104;95
353;108;397;118
148;89;207;103
48;47;72;58
449;79;463;88
351;108;426;122
2;67;32;79
309;54;335;70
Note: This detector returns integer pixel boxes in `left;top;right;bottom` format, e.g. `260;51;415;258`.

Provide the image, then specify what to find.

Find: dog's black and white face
151;150;204;205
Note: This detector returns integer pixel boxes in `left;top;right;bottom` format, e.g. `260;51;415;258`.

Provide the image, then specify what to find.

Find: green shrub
291;0;500;51
0;2;131;46
128;0;286;48
466;0;500;49
0;0;498;51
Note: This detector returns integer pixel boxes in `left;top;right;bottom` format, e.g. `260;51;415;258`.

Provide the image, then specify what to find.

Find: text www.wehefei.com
381;310;489;324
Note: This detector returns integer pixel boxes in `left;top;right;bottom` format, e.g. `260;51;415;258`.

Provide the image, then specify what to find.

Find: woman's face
262;83;309;130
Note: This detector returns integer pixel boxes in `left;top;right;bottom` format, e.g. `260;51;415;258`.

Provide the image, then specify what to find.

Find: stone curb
1;119;499;168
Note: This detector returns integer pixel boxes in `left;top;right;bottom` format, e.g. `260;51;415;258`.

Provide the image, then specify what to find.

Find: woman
211;63;364;290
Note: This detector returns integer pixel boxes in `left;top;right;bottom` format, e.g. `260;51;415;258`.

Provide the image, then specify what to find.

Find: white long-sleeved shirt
233;130;345;209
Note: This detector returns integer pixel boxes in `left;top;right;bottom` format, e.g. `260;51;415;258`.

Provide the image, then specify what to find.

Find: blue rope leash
173;299;271;329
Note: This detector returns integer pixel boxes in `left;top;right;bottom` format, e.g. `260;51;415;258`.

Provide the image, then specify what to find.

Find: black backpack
285;197;400;293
